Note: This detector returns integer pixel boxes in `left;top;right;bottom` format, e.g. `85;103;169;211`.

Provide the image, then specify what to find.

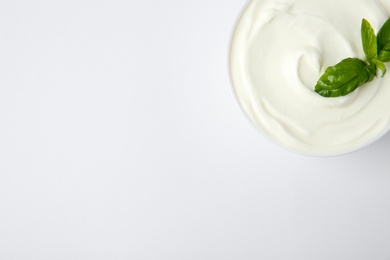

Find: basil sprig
315;18;390;98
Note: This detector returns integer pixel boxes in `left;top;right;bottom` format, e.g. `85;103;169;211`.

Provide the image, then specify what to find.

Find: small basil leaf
361;18;377;61
378;41;390;62
371;59;387;77
315;58;376;98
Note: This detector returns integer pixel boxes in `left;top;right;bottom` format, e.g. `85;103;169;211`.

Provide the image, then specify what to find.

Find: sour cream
230;0;390;156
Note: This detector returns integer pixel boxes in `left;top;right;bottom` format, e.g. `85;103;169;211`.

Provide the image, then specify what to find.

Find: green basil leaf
361;19;377;61
377;18;390;62
378;41;390;62
371;59;387;77
315;58;376;97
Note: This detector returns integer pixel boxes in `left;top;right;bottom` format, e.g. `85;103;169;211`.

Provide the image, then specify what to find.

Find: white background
0;1;390;259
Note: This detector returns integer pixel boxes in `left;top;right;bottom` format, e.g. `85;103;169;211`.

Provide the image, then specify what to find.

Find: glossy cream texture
230;0;390;156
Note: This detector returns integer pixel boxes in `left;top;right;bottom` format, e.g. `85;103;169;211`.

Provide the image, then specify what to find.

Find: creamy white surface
230;0;390;156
